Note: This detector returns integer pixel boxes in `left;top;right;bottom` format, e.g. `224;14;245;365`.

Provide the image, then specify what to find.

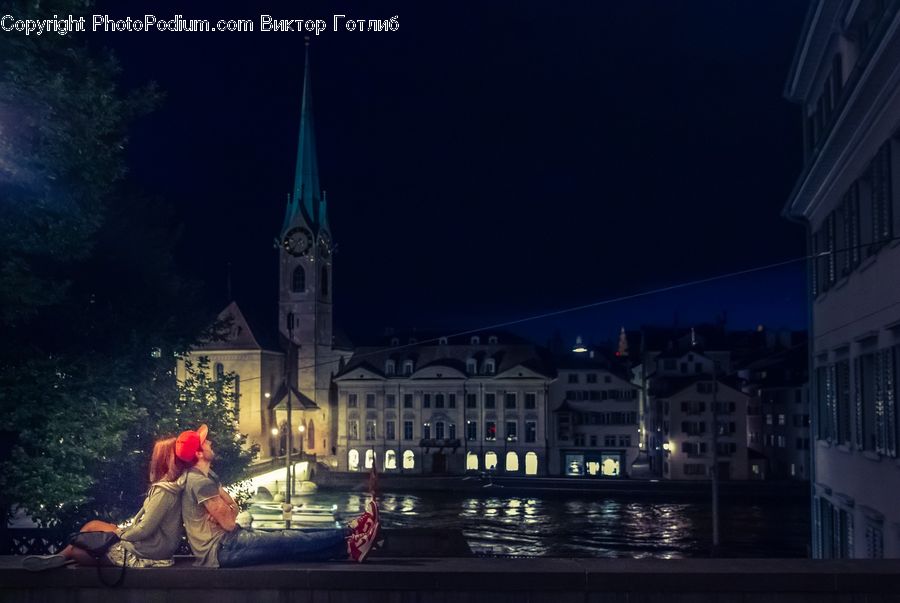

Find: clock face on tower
283;227;313;257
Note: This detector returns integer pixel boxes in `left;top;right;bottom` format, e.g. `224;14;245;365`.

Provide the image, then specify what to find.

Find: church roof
193;301;280;352
268;381;318;410
283;43;327;234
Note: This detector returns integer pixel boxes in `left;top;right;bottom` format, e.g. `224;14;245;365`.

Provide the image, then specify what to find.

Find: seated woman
24;436;188;571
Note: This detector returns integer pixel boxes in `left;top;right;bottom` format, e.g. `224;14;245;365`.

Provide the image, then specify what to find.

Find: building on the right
783;1;900;558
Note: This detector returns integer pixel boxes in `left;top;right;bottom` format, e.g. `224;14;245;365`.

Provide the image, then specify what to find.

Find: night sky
94;1;810;347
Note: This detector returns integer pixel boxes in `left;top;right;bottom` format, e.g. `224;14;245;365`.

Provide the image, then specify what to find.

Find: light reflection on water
303;490;808;558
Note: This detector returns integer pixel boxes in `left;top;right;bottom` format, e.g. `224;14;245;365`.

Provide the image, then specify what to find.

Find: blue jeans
217;527;349;567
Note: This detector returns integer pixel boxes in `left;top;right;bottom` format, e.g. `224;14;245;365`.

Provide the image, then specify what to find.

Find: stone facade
783;0;900;558
333;336;553;475
549;364;640;478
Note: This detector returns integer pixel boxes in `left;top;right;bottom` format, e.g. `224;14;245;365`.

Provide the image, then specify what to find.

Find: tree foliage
0;0;255;528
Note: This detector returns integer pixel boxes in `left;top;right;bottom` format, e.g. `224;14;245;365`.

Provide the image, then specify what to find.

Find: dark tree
0;0;253;527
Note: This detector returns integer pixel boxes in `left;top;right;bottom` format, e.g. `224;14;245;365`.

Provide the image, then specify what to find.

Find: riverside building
783;0;900;558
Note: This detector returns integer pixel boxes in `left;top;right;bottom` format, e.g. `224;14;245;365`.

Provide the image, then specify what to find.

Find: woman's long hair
148;437;189;483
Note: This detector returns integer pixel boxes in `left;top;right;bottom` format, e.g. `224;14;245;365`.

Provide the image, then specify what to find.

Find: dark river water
306;490;810;558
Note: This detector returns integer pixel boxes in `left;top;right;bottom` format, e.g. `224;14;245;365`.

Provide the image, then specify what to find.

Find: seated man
175;425;379;567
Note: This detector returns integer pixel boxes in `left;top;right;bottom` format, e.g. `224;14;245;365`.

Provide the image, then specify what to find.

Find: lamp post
298;423;306;481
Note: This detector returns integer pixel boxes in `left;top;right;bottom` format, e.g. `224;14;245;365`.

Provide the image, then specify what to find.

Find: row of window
563;389;636;401
571;434;632;448
811;139;896;297
383;357;500;376
665;401;736;415
346;448;539;474
815;345;899;457
673;421;737;436
347;391;538;410
387;335;501;347
762;413;810;427
347;419;539;443
566;373;614;384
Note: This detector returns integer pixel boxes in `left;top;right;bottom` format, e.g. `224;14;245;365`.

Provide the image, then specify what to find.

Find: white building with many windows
333;334;554;475
783;0;900;558
549;359;640;478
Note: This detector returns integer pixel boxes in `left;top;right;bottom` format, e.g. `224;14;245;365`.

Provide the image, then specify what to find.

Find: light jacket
117;474;186;560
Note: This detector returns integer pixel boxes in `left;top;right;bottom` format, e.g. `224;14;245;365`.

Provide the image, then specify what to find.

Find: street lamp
572;335;588;353
298;423;306;462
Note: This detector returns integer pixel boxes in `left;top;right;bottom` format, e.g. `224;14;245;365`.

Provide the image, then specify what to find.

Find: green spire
284;41;324;233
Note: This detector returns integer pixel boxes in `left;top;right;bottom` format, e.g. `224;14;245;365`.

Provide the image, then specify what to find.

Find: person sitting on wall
24;437;189;571
177;424;379;567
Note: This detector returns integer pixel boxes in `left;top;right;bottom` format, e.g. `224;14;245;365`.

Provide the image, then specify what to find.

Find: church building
178;47;349;466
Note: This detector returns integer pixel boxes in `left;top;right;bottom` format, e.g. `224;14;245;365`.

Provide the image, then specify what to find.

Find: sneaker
348;520;380;563
366;498;379;526
23;554;69;572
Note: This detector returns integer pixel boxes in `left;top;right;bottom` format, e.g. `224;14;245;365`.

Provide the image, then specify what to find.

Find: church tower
278;43;334;458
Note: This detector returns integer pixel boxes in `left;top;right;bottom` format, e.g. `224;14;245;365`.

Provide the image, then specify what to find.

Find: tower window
321;266;329;297
291;266;306;293
488;335;498;344
470;336;480;345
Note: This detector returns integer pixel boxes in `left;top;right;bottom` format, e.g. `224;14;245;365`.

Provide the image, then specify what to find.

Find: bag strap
95;548;127;588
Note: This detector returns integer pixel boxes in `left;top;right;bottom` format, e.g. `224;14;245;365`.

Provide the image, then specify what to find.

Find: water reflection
302;490;807;558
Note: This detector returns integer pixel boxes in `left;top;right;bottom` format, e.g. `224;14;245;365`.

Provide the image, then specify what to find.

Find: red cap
175;424;208;463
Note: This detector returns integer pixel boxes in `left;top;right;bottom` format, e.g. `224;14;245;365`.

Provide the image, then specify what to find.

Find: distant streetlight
572;335;588;353
271;427;279;436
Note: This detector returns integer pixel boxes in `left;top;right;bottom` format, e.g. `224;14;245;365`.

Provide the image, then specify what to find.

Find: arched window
385;450;397;470
466;451;479;471
470;336;480;345
385;359;395;375
365;449;375;469
292;265;306;292
307;420;315;450
505;451;519;472
348;449;360;471
321;266;329;297
402;450;415;469
485;451;498;470
525;451;538;475
215;362;225;380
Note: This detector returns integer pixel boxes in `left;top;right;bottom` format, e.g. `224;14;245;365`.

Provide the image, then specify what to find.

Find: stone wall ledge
2;557;900;599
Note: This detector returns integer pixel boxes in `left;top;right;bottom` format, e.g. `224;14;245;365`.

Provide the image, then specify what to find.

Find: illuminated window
485;451;498;470
384;450;397;470
525;451;538;475
403;450;415;469
365;449;375;469
485;421;496;441
466;451;479;471
348;449;360;471
505;451;519;472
